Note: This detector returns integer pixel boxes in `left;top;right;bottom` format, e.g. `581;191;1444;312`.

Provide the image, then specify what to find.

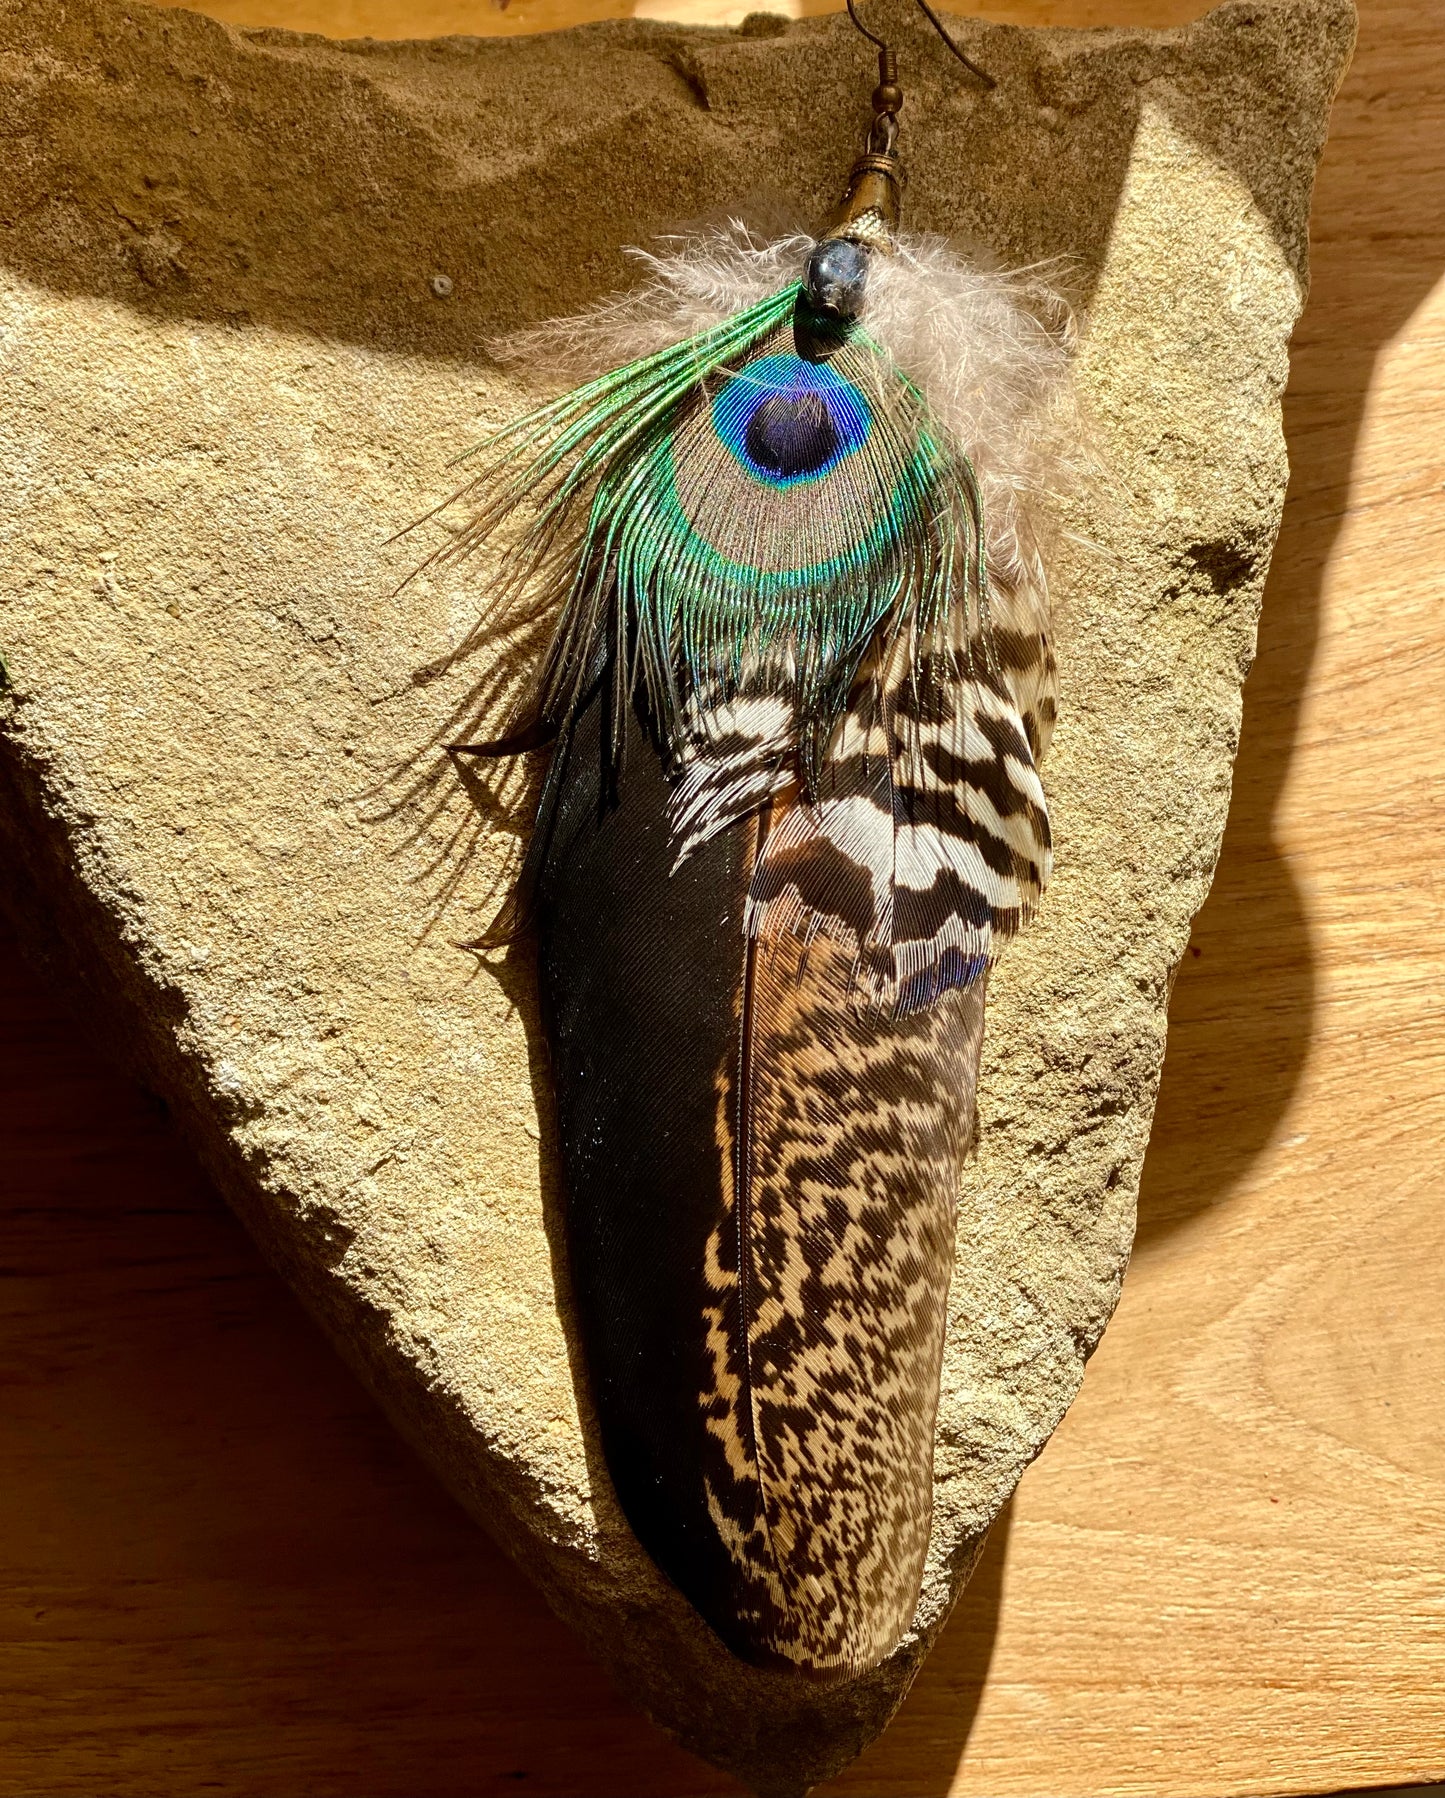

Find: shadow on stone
0;0;1348;370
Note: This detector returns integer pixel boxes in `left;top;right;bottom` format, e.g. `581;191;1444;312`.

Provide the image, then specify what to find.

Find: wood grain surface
3;0;1443;1793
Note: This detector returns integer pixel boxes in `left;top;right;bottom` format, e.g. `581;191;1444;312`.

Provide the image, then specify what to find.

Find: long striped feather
524;683;988;1680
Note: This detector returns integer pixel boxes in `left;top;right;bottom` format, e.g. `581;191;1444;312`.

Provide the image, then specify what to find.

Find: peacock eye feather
433;289;987;788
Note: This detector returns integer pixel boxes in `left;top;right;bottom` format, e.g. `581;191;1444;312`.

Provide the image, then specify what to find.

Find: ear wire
843;0;997;93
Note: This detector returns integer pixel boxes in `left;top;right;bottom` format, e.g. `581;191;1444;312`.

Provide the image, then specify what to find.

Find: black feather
532;682;756;1641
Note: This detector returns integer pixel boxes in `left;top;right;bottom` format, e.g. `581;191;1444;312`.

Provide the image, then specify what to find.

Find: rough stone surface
0;0;1353;1788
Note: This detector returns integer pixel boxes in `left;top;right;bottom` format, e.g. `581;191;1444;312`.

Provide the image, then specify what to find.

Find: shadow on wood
1134;0;1444;1249
0;922;742;1798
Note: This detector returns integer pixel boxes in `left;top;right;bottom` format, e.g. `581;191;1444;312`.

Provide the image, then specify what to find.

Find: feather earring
436;6;1077;1685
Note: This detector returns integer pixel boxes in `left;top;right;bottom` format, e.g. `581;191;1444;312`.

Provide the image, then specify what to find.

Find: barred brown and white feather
669;690;794;866
529;691;991;1682
744;615;1054;1014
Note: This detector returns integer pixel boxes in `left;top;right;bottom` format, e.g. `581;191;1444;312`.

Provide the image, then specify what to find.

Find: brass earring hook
844;0;996;93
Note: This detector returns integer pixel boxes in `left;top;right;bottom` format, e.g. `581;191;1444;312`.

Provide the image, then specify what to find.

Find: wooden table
3;0;1442;1792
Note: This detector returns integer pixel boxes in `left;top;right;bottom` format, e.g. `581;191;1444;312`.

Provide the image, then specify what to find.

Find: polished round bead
872;81;904;114
803;237;871;321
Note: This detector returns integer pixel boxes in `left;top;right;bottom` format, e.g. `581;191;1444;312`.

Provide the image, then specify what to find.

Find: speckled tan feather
700;906;986;1677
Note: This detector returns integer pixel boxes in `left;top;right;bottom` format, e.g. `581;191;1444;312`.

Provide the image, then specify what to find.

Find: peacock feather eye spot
710;351;872;490
744;392;841;479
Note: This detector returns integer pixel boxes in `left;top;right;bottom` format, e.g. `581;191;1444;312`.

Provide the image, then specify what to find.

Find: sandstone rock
0;0;1353;1788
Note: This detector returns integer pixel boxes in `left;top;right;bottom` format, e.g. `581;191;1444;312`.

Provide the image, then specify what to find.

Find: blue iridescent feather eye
711;354;871;489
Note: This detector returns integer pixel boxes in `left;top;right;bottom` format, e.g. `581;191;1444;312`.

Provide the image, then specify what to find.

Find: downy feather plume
432;218;1079;1682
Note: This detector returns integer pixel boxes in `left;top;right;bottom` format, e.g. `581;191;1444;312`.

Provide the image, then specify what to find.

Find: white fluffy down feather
491;221;1083;625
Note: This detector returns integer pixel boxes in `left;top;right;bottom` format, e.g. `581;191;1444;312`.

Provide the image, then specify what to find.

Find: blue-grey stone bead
803;237;871;320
